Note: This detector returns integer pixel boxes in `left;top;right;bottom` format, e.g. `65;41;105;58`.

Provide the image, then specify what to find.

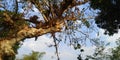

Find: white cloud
106;30;120;43
98;29;120;43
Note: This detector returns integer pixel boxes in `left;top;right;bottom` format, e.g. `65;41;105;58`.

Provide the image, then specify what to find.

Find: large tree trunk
0;40;16;60
0;55;2;60
0;40;20;60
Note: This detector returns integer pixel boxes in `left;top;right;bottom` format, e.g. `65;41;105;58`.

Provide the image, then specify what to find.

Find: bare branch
29;0;49;22
60;0;89;16
14;0;18;14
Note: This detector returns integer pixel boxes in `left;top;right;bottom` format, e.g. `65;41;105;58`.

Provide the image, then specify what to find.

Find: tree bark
0;55;2;60
0;20;64;60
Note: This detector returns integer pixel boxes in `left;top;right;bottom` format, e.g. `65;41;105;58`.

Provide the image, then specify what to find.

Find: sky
16;29;120;60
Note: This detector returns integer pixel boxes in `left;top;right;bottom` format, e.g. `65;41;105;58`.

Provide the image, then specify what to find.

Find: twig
52;33;60;60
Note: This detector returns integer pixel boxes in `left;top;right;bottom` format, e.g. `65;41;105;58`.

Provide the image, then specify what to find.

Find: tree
84;38;120;60
16;51;45;60
110;38;120;60
86;42;111;60
0;0;90;60
89;0;120;35
77;38;111;60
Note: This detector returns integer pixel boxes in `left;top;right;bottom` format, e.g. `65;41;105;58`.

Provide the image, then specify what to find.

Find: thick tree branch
60;0;89;16
0;19;64;58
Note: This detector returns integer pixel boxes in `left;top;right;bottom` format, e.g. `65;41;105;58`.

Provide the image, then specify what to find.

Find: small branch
60;0;89;15
25;19;40;24
52;33;60;60
60;0;73;16
30;0;49;22
15;0;18;14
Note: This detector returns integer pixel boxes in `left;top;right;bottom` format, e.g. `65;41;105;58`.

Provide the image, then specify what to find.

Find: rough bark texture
0;20;64;60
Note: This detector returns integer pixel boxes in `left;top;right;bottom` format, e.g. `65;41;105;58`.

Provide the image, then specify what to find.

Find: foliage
86;46;110;60
89;0;120;35
80;38;120;60
110;38;120;60
16;51;45;60
23;51;45;60
75;38;111;60
0;10;29;38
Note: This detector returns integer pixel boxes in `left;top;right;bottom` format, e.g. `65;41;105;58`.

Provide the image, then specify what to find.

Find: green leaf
77;44;81;49
80;49;84;52
82;19;90;28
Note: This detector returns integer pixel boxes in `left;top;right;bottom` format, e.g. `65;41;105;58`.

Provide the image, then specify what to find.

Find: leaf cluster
90;0;120;35
0;10;29;38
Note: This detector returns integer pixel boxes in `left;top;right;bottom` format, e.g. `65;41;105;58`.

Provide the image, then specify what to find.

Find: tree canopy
90;0;120;35
16;51;45;60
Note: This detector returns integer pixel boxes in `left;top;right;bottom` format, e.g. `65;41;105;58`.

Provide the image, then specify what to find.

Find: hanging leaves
82;18;90;28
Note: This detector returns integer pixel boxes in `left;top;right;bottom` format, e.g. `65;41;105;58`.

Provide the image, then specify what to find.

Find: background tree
86;41;111;60
16;51;45;60
83;38;120;60
89;0;120;35
77;38;111;60
0;0;91;60
110;38;120;60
